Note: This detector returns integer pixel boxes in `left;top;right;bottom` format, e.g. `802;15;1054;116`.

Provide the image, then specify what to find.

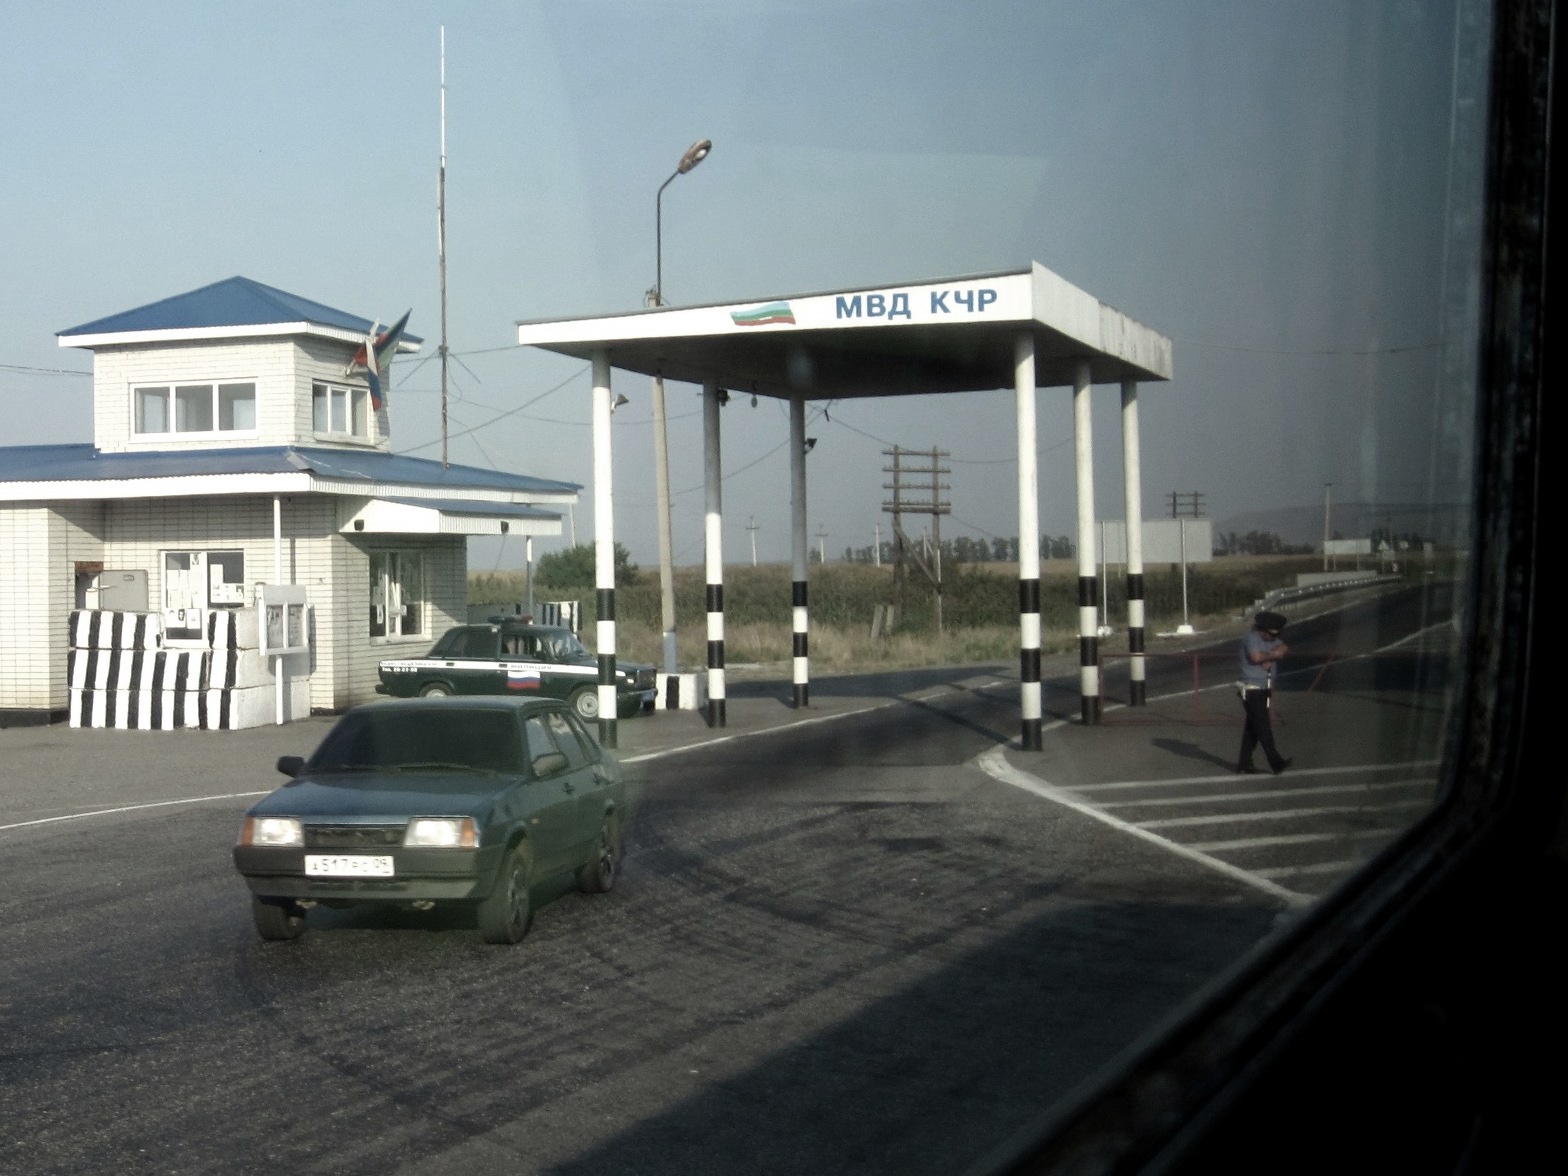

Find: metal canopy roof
516;262;1172;398
342;497;562;537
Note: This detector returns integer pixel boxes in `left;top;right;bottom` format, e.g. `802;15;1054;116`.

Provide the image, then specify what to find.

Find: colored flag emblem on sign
731;301;795;326
506;668;542;690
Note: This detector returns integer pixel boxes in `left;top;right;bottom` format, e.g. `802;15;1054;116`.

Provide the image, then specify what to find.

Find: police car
376;622;656;720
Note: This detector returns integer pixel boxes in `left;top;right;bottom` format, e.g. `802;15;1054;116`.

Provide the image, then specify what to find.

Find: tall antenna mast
438;26;450;468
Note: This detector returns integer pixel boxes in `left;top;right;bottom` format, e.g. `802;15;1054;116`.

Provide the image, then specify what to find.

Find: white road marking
1097;778;1437;808
1189;828;1403;852
1253;860;1372;880
619;703;889;765
1136;798;1431;829
974;746;1311;906
1069;761;1440;792
0;791;270;834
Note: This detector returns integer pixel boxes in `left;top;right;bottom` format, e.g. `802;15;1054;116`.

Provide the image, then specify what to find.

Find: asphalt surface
0;582;1454;1175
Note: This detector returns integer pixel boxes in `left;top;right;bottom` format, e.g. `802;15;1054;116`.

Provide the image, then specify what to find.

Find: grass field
468;554;1422;675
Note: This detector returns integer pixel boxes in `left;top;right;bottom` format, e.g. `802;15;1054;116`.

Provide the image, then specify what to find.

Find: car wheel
477;844;533;944
251;896;306;941
578;819;619;894
420;682;453;698
571;687;600;721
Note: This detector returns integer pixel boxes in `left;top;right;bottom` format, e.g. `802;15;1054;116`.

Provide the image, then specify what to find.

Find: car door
543;707;611;855
519;713;588;875
438;628;503;694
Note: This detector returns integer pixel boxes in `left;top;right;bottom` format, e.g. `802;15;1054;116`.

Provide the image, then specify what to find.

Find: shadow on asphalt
725;663;1013;702
543;898;1276;1176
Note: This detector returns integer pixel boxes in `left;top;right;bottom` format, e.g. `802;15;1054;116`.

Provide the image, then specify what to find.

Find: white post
592;350;618;747
1073;360;1100;724
1121;381;1147;705
652;372;678;678
1176;517;1194;635
1015;333;1042;751
273;495;284;725
703;379;726;727
790;395;810;708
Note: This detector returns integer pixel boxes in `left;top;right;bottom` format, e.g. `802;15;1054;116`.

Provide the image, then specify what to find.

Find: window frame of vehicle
312;380;371;441
133;381;257;438
369;549;425;641
991;4;1561;1171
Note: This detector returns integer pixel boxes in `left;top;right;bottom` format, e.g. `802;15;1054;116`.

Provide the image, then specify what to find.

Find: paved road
0;582;1453;1175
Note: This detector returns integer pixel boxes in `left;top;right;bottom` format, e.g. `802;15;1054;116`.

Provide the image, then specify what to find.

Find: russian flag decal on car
507;668;543;690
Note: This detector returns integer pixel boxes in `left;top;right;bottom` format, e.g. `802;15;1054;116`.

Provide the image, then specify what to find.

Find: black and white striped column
592;350;618;748
703;378;727;728
790;395;810;708
1015;333;1042;750
1073;360;1101;725
1122;380;1147;705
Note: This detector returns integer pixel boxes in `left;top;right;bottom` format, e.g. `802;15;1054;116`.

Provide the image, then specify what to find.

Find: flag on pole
349;309;412;411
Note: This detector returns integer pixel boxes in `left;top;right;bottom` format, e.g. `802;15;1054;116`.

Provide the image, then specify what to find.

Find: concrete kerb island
516;262;1173;751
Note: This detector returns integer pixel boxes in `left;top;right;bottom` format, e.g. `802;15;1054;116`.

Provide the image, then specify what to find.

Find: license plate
304;854;395;878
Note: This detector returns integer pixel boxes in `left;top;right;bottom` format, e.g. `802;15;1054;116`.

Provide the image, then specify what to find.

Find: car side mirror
276;755;305;778
531;751;568;778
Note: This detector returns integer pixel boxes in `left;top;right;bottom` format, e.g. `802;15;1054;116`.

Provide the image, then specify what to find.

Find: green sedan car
376;622;656;721
232;696;626;944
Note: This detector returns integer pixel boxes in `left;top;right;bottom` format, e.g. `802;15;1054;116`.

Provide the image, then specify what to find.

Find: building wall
293;337;391;452
88;337;387;454
0;502;104;710
94;494;465;712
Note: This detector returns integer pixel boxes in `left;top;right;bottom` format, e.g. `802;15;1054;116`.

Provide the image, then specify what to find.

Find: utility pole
882;445;951;632
816;524;827;565
1167;490;1206;636
874;522;882;567
747;515;758;566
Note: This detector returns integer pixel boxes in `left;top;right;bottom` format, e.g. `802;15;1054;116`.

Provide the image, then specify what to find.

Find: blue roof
0;444;577;496
57;277;423;343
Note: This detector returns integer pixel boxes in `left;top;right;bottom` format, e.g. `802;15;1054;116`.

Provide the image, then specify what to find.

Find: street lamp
649;137;712;680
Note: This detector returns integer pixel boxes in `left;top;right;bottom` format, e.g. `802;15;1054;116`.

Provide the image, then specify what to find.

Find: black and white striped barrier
68;608;308;730
657;672;707;711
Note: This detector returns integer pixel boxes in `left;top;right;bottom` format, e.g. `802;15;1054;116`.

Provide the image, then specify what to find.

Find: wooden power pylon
882;446;951;632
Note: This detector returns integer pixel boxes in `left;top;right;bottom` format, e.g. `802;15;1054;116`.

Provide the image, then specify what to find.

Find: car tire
251;896;306;941
477;844;533;944
419;682;453;698
578;819;619;894
570;687;600;722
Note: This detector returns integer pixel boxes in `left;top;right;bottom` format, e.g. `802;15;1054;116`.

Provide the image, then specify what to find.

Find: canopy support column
790;395;810;708
703;379;727;727
592;349;618;748
1015;333;1042;751
1121;380;1147;705
1074;360;1101;725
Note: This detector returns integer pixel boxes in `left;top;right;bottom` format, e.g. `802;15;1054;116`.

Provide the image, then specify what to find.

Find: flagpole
438;26;450;469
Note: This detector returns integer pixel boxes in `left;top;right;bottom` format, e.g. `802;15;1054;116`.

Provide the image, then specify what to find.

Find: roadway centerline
0;791;271;834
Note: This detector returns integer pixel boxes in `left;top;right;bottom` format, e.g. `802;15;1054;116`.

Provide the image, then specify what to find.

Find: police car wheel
571;687;599;721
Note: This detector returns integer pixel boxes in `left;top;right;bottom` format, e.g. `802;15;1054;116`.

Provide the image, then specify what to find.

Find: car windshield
309;708;523;775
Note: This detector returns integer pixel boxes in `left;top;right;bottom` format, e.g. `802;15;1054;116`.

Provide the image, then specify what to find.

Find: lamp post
648;137;712;680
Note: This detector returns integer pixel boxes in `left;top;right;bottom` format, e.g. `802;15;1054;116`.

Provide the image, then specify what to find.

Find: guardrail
1247;573;1404;618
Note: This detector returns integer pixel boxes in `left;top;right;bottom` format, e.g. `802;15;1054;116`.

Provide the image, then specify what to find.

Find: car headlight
404;817;478;848
241;816;303;847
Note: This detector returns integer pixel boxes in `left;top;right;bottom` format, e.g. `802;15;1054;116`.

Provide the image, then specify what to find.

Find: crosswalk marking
1137;798;1431;830
1096;778;1435;808
1068;760;1440;793
1188;828;1401;852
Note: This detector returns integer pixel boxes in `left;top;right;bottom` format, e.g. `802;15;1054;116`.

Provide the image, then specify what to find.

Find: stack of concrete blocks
205;609;310;729
67;608;308;730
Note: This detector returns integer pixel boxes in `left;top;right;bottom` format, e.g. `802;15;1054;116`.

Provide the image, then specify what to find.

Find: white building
0;277;576;727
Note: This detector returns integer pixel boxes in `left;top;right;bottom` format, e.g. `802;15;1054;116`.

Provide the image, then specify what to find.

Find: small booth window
134;383;256;437
313;382;370;439
369;551;425;640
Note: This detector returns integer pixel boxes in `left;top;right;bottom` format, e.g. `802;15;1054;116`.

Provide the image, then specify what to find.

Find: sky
0;1;1488;568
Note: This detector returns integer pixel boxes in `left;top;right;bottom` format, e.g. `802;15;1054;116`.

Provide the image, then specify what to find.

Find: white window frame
133;382;257;439
313;381;371;441
369;550;426;642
